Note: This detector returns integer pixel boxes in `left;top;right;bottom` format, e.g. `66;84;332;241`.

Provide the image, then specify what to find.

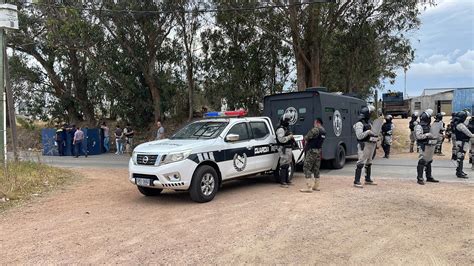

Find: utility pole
4;40;18;161
0;2;18;163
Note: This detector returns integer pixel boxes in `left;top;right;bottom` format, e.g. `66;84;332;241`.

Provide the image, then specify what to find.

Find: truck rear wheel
331;145;346;169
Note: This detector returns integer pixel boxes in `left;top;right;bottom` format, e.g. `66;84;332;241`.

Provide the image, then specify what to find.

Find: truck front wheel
190;165;219;203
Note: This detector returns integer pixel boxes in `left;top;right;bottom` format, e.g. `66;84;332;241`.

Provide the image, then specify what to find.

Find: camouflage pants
303;149;321;179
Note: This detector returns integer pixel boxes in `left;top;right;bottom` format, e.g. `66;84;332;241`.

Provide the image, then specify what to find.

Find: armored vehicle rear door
266;94;315;136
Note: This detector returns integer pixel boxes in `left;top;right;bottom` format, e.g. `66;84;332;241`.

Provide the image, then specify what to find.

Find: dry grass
0;161;76;211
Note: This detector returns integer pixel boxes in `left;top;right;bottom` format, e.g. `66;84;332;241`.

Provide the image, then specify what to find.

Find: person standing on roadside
409;112;419;153
124;123;135;153
353;106;378;188
55;124;65;156
453;111;473;178
434;112;446;155
415;109;439;185
73;127;87;158
101;122;110;153
381;115;394;159
114;125;124;155
300;118;326;193
156;121;165;140
69;124;77;156
276;113;295;188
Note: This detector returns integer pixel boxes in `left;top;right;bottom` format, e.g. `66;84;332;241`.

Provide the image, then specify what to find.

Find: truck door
221;122;256;179
268;96;314;136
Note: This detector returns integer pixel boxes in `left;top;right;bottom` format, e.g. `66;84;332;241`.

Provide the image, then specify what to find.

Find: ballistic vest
307;127;326;149
359;119;372;142
382;122;392;136
454;123;470;142
418;123;431;144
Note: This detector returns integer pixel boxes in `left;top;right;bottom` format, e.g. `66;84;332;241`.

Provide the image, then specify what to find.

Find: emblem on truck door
333;110;343;137
284;107;298;125
233;153;247;172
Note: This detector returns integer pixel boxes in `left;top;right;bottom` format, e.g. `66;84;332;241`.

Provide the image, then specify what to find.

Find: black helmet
435;112;445;122
419;109;433;125
359;106;374;121
457;111;468;123
280;113;291;127
411;111;419;120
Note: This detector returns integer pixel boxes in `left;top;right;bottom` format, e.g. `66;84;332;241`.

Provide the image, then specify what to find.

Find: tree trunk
143;71;161;121
186;58;194;121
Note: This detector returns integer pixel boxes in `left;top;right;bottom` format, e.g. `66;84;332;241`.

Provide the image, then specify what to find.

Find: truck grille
137;154;159;165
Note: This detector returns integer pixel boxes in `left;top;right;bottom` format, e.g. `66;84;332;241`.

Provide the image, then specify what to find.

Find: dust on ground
1;168;472;264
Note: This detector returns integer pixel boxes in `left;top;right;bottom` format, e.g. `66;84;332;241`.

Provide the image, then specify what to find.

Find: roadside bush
0;161;75;211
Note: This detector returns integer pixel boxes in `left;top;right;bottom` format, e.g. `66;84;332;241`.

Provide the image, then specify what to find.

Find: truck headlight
162;150;192;165
132;151;138;165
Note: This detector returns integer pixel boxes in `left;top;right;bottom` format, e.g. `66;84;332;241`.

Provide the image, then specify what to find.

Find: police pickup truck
129;111;303;203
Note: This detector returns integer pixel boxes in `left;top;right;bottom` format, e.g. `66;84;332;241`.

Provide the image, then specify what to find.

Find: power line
21;0;337;14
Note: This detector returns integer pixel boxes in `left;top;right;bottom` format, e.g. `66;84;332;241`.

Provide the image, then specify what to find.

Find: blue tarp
42;128;104;156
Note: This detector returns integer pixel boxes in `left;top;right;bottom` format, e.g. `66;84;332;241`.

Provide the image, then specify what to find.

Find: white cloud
408;50;474;77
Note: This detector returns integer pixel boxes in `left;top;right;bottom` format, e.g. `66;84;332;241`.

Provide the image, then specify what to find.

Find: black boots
417;160;425;185
364;164;377;185
456;160;468;178
425;161;439;183
354;164;363;188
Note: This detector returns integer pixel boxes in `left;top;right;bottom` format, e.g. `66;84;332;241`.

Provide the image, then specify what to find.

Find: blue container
41;128;59;156
453;88;474;113
42;127;104;156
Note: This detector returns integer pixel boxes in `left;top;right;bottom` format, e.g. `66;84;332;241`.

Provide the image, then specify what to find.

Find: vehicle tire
137;186;163;196
190;165;219;203
273;160;295;182
331;145;346;169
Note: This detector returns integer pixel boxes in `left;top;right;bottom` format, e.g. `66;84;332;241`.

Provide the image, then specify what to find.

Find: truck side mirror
226;134;240;142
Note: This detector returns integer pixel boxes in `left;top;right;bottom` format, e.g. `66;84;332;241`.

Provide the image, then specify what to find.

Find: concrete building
409;87;473;114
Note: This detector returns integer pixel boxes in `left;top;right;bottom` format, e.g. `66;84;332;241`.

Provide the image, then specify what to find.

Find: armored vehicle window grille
325;107;335;113
250;122;270;139
137;154;159;165
277;109;284;115
299;108;306;114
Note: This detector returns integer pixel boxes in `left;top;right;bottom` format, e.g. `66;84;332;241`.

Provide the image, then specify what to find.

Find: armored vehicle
263;87;366;169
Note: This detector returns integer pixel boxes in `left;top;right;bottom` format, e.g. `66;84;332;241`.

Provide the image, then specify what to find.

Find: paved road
14;152;473;183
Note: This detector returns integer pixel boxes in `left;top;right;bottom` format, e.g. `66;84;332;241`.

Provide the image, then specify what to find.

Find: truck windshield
170;121;228;140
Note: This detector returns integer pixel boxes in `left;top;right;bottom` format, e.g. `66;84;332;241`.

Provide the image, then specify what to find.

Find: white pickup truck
129;116;303;202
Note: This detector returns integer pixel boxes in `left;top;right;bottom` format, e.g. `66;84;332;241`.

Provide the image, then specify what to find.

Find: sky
382;0;474;98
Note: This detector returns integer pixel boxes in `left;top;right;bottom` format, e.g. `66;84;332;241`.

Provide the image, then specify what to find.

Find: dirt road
1;169;472;264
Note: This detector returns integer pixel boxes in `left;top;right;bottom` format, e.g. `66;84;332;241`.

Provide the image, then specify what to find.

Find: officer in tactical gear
409;112;419;153
415;109;439;185
453;111;473;178
468;117;474;170
276;113;295;188
300;118;326;193
381;115;394;159
434;112;446;155
353;106;378;188
450;113;459;160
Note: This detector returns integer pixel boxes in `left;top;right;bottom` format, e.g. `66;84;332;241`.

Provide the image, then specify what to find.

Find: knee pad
356;164;364;169
418;159;426;166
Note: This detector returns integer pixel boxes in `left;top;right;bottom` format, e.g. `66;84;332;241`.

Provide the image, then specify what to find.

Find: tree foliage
7;0;432;125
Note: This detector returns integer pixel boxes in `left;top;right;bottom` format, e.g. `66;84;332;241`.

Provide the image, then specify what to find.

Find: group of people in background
54;124;87;158
56;120;166;157
409;110;473;182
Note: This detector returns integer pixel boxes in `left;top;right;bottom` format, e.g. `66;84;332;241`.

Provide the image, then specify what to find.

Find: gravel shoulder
1;168;472;264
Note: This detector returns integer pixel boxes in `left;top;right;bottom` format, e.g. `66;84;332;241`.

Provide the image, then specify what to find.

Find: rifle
296;141;307;163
